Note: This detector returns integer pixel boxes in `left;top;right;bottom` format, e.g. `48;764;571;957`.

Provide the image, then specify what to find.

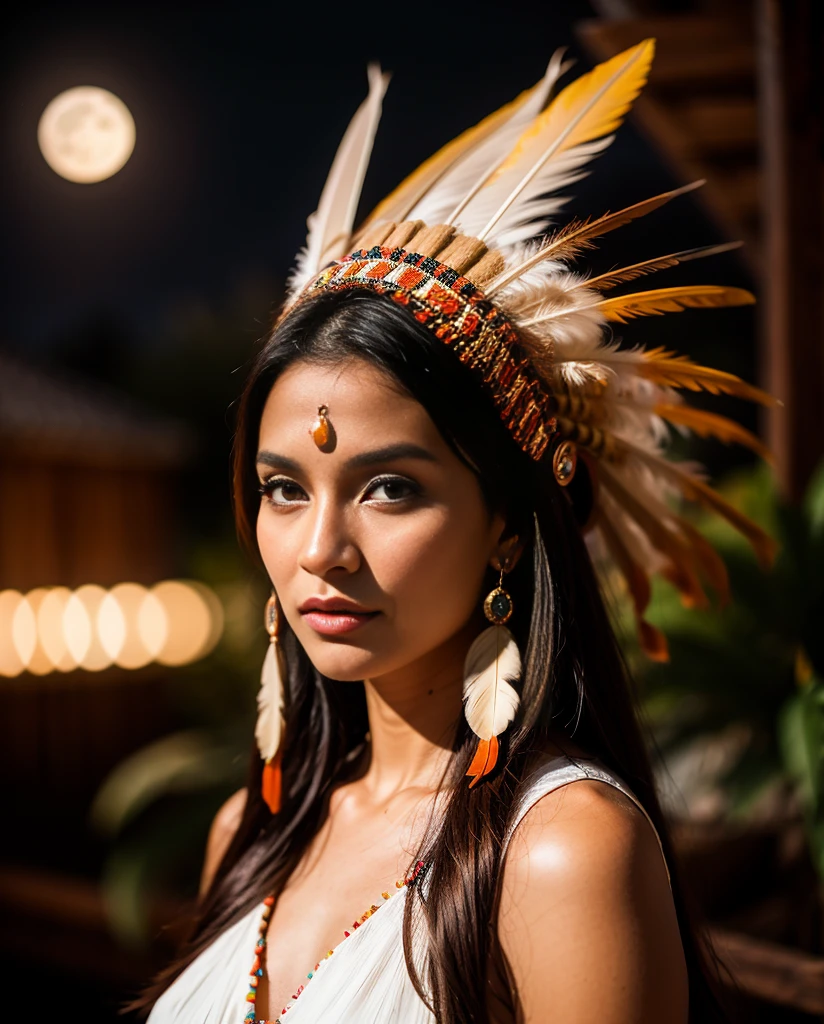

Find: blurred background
1;0;822;1019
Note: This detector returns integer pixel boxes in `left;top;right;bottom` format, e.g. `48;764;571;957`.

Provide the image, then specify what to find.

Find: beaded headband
298;244;557;460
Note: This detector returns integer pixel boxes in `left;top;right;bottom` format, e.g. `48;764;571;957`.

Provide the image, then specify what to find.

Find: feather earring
255;592;286;814
463;563;521;789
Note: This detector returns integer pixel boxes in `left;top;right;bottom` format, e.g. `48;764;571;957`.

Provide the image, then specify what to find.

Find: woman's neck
357;616;481;803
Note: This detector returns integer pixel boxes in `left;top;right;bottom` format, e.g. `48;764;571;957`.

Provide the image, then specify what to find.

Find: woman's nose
298;496;360;577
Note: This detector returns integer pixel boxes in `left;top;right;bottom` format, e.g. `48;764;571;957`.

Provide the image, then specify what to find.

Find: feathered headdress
279;40;778;663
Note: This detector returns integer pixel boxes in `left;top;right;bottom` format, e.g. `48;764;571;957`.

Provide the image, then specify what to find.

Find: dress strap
503;754;672;889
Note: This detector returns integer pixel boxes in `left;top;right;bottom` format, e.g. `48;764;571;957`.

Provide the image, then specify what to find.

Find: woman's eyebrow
256;443;439;472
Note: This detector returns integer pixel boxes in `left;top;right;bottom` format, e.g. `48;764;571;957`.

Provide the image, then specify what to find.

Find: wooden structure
579;2;824;1016
0;349;193;876
578;0;824;502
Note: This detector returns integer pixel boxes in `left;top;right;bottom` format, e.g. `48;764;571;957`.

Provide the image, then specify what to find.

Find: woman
138;39;773;1023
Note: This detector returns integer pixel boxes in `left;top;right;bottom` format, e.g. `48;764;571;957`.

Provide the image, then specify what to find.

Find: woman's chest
256;795;431;1018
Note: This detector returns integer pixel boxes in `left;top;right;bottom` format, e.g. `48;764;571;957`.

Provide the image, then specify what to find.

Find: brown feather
617;442;780;571
673;473;779;571
598;466;710;609
487;180;705;295
595;512;651;616
655;402;774;462
583;242;742;292
639;347;778;407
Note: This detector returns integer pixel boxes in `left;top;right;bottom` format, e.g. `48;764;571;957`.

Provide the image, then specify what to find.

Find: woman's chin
301;644;384;683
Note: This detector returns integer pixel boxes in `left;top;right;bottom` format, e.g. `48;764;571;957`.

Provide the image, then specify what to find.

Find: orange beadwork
293;246;558;461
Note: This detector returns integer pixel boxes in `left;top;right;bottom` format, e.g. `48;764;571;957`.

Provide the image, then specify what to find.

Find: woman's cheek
371;510;488;638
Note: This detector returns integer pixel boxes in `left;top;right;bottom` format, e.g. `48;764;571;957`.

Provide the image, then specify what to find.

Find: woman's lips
301;610;380;635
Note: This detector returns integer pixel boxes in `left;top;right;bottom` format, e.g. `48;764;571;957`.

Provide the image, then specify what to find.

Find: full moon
38;86;136;183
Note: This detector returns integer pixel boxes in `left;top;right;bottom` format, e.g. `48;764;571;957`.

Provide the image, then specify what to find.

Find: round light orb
38;86;135;184
0;591;26;677
38;586;76;672
15;589;52;675
137;590;168;660
102;583;154;670
151;580;217;666
69;585;113;671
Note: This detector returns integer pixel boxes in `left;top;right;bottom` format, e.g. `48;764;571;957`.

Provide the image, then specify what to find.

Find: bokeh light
0;580;223;678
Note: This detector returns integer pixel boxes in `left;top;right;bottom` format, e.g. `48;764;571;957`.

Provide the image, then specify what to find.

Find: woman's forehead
257;358;447;460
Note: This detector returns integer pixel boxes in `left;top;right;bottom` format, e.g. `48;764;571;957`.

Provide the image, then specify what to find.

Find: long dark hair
134;287;738;1021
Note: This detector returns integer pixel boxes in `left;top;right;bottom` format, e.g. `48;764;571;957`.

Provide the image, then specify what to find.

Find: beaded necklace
244;859;428;1023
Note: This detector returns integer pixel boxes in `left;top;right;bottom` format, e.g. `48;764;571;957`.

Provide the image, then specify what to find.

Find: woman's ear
491;533;525;573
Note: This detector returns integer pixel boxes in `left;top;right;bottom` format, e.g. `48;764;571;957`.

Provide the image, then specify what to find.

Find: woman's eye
364;476;419;502
259;478;306;504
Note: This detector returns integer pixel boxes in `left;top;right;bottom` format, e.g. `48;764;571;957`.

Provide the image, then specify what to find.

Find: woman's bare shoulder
497;779;688;1023
199;787;248;897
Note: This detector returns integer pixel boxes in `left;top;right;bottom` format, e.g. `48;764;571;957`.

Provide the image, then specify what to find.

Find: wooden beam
756;0;824;502
711;926;824;1014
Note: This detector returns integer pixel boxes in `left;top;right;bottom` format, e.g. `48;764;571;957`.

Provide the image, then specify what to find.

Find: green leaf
90;730;242;838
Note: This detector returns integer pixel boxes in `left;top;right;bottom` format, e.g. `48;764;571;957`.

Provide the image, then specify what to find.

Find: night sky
3;0;738;349
1;0;760;506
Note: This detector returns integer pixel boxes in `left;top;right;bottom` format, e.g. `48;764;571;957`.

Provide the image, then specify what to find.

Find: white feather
462;626;521;740
255;640;285;762
287;64;389;301
456;137;612;247
407;50;571;229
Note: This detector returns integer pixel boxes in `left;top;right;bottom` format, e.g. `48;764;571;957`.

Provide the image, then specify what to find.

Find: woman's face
255;356;510;683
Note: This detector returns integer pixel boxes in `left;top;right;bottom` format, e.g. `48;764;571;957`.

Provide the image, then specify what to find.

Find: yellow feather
599;285;755;323
638;347;778;407
358;75;553;232
496;39;655;175
655;402;774;463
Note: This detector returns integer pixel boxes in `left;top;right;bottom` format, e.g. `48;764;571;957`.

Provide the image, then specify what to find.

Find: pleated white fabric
148;754;670;1024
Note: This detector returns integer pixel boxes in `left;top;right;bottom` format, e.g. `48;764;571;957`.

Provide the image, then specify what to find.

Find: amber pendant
311;405;330;448
483;587;513;625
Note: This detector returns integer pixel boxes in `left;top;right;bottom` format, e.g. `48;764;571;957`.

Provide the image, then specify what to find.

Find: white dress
148;754;671;1024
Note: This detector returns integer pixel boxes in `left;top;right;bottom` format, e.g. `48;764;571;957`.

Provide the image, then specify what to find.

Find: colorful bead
241;864;429;1023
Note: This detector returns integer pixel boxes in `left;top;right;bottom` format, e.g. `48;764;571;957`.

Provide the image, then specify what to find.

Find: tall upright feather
360;55;565;233
287;64;389;299
473;39;655;242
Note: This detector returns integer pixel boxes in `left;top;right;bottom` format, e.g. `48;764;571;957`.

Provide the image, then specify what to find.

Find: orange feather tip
466;735;499;787
262;749;283;814
638;618;669;662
